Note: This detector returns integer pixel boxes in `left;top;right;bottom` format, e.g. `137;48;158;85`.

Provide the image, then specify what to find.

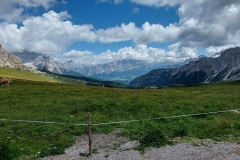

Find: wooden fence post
88;112;92;155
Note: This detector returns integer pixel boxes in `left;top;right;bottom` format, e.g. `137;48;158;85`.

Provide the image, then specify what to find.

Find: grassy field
0;77;240;159
0;67;57;82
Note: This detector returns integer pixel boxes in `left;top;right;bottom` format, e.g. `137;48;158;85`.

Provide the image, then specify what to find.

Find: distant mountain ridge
130;47;240;87
66;59;185;84
13;51;83;77
66;59;150;83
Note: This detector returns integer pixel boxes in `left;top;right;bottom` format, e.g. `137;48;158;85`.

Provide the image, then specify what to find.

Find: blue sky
64;1;179;53
0;0;240;66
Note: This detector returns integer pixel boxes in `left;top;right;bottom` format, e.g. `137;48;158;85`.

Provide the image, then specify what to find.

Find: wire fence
1;109;239;126
1;108;240;155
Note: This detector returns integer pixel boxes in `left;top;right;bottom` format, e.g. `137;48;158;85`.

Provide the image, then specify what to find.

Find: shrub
0;141;19;160
139;128;168;147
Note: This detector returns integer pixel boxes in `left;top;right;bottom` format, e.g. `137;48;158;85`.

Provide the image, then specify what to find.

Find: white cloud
63;43;197;66
114;0;123;4
94;0;240;54
97;0;123;4
206;44;238;55
16;0;56;8
96;22;140;43
130;0;186;7
0;11;97;54
61;0;68;5
63;50;93;58
0;0;56;22
177;1;240;51
132;7;140;13
134;22;181;44
167;42;197;58
97;0;240;55
96;22;180;44
58;11;72;20
0;23;25;52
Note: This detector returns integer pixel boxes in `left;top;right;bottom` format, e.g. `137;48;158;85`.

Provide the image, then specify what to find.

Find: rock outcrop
0;44;24;69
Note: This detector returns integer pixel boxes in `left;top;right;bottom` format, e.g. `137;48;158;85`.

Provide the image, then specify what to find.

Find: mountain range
130;47;240;87
11;49;188;84
2;43;240;87
66;59;185;84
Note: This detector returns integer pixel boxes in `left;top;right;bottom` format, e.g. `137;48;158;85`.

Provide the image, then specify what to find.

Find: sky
0;0;240;66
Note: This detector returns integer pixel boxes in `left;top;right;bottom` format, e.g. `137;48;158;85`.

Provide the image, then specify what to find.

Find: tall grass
0;79;240;159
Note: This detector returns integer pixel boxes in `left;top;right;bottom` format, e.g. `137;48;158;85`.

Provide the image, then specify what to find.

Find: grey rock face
0;44;24;69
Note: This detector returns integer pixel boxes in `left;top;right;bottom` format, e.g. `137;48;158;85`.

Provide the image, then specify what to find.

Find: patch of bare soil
41;129;240;160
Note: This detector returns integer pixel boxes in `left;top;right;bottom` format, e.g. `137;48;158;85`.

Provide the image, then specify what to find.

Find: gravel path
42;130;240;160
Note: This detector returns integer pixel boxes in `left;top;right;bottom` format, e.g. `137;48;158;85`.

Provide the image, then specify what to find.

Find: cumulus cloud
61;0;68;5
130;0;185;7
134;22;181;44
97;0;123;4
63;43;197;66
99;0;240;55
177;0;240;48
132;7;140;13
0;11;96;54
96;22;140;43
0;0;56;22
206;44;238;55
63;50;93;58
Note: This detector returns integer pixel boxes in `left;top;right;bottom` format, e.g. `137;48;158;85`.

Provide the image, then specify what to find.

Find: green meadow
0;68;240;159
0;67;57;82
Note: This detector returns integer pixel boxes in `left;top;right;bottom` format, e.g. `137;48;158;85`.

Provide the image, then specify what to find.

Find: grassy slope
0;79;240;159
0;67;57;82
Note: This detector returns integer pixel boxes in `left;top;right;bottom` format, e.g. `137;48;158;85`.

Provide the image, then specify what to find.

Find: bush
139;128;168;147
0;141;19;160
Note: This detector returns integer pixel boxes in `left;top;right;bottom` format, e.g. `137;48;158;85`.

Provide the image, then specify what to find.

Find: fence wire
0;109;239;126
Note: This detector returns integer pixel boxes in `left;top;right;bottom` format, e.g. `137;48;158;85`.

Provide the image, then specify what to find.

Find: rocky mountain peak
0;44;24;69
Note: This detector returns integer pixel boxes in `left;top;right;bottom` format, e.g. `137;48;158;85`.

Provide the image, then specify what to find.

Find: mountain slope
0;67;57;82
130;47;240;87
0;44;24;69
